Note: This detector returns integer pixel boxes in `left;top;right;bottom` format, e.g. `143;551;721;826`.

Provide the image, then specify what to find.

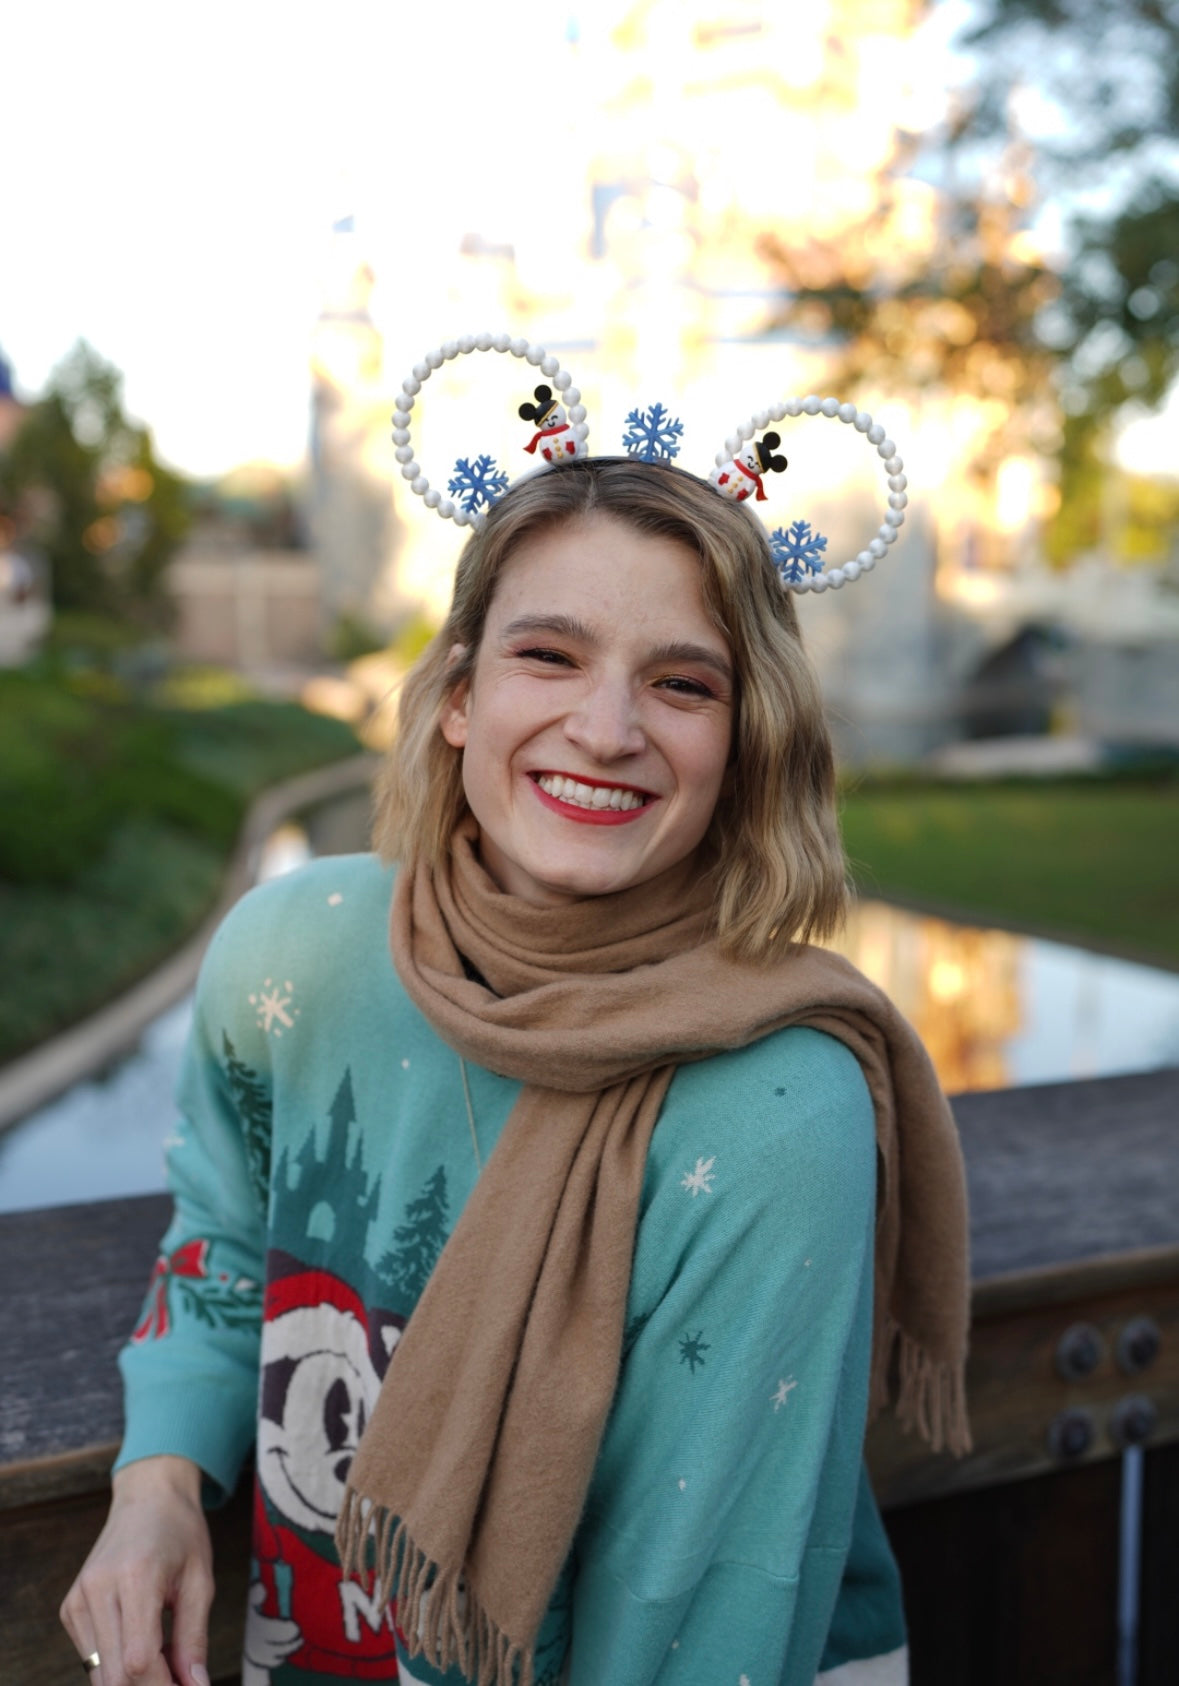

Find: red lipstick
529;773;654;826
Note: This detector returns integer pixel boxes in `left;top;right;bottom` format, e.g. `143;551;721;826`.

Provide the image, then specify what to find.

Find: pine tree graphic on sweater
222;1032;272;1211
379;1166;450;1299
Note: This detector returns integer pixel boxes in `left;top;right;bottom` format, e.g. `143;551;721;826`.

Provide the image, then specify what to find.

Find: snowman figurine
710;431;788;503
519;384;578;462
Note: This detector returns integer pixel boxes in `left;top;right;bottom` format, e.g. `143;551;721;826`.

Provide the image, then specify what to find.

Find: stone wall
167;550;323;670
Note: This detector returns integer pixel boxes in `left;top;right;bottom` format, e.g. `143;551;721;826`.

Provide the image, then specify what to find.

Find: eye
516;645;573;666
323;1376;353;1450
655;674;716;699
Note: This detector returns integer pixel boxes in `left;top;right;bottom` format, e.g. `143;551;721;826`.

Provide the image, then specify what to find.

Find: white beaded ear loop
391;334;590;532
710;395;908;594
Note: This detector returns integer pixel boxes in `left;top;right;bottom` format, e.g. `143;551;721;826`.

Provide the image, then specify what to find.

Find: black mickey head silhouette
519;384;559;424
755;432;788;475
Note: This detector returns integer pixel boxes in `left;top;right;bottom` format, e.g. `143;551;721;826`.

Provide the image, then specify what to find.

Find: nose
563;674;645;762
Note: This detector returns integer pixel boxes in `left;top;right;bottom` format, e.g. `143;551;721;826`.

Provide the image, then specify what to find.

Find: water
0;823;313;1216
2;823;1178;1214
0;995;195;1214
830;899;1179;1096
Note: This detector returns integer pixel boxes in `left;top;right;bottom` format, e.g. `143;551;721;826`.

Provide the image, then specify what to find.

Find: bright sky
3;0;1174;479
1;0;590;476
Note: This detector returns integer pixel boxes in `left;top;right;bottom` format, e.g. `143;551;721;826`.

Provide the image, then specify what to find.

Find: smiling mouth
269;1446;344;1521
532;772;653;813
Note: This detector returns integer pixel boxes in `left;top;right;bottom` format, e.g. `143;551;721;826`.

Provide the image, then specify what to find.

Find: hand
241;1578;302;1683
60;1455;214;1686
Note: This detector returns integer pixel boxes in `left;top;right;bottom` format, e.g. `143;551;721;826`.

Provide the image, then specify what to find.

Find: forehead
487;515;728;650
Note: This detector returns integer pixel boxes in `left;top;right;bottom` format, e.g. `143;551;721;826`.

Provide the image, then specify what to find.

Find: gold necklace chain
458;1056;482;1171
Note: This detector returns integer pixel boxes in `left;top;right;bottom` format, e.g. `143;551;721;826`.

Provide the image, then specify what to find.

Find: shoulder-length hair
372;456;846;960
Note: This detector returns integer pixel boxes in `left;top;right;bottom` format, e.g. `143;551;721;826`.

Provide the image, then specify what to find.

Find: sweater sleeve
115;897;272;1502
566;1026;902;1686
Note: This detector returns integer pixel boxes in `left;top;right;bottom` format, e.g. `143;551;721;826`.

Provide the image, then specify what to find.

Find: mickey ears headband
392;334;908;595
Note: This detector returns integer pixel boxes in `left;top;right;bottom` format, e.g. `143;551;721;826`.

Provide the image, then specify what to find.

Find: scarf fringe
336;1489;533;1686
870;1320;972;1457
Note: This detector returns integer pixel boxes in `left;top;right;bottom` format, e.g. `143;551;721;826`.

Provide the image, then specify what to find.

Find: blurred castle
302;0;1179;761
308;223;404;634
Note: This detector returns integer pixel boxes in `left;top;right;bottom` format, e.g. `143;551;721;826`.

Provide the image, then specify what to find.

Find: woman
63;455;969;1686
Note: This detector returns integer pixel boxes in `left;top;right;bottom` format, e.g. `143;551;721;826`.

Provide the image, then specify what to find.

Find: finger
59;1581;104;1682
63;1572;123;1686
116;1568;172;1686
59;1576;91;1654
167;1558;215;1686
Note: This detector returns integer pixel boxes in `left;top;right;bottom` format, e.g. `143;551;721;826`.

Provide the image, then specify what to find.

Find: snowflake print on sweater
678;1329;711;1374
772;1377;798;1412
681;1155;716;1196
250;977;300;1037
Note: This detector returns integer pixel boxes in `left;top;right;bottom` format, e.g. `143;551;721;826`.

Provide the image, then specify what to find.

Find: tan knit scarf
336;823;971;1686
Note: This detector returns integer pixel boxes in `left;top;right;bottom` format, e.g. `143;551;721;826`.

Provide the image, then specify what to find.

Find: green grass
0;675;362;1066
840;777;1179;971
0;822;227;1063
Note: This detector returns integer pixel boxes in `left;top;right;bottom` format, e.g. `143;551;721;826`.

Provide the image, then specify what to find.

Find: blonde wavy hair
372;456;846;960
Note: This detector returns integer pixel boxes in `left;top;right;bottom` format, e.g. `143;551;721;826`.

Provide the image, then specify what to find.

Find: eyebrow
499;614;734;685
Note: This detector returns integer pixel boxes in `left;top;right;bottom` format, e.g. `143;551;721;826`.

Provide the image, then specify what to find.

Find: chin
506;848;653;905
534;868;631;904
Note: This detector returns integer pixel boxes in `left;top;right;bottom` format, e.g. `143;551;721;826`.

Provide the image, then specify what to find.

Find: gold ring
82;1655;101;1675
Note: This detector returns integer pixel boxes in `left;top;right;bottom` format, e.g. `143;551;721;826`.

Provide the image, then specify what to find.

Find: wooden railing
3;1067;1178;1684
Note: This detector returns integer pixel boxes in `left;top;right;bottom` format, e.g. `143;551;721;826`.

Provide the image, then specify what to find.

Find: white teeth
536;774;646;812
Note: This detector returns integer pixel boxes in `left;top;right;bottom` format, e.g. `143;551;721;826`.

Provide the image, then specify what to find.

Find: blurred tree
760;142;1061;465
958;0;1179;561
0;341;191;621
760;0;1179;565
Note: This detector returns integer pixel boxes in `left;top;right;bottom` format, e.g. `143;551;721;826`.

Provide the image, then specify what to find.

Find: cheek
674;720;733;809
468;676;555;754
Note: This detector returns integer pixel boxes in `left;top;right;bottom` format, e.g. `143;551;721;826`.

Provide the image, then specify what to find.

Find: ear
439;644;471;749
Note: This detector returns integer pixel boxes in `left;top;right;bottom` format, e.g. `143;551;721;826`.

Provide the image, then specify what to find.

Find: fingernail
190;1667;210;1686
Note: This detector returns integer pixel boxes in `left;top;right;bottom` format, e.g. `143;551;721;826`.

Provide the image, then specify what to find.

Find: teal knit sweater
117;854;907;1685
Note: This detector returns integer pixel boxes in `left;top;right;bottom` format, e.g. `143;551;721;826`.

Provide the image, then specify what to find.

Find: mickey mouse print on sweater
246;1258;407;1681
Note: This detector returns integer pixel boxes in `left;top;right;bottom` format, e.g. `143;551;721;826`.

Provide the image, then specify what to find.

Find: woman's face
441;513;735;906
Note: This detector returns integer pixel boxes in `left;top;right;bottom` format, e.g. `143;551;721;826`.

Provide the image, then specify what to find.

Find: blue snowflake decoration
447;454;510;514
621;402;684;462
770;520;828;583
